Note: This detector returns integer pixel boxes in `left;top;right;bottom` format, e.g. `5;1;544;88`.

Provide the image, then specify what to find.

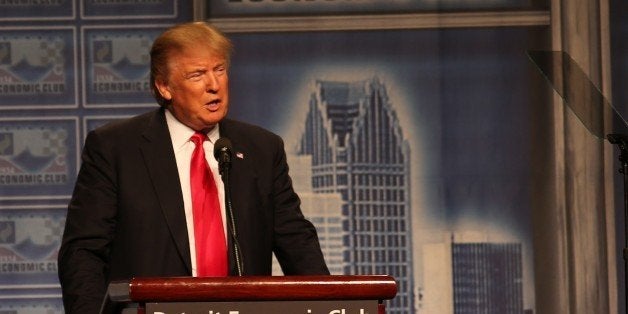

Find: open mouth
205;99;221;110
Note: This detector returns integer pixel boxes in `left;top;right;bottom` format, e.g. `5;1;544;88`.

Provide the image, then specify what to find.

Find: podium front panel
145;299;378;314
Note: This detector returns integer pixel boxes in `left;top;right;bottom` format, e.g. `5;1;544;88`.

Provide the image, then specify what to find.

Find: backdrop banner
0;1;550;313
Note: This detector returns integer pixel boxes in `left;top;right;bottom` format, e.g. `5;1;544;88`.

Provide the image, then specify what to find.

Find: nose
205;72;219;93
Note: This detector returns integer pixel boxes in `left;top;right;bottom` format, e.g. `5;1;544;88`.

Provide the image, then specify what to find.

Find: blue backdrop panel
82;25;165;107
0;118;79;199
0;28;77;109
0;0;74;21
0;1;193;312
227;26;546;313
82;0;179;19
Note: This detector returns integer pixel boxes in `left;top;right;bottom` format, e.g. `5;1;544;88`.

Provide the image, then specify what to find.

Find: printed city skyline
275;75;533;313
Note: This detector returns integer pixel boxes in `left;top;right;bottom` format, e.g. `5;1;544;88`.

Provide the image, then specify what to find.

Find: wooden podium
102;275;397;314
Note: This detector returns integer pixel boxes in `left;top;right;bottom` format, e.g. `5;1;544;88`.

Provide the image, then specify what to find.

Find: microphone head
214;137;233;160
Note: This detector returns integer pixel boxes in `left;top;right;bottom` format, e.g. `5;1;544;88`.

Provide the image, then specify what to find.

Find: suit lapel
219;120;257;213
219;120;257;275
139;108;192;274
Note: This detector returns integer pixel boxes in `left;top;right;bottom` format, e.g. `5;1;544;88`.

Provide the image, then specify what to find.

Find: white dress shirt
165;109;227;277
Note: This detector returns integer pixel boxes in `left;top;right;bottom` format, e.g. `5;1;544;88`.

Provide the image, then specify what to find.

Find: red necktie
190;132;227;277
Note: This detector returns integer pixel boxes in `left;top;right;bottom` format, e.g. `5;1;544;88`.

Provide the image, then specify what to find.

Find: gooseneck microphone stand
215;138;244;276
607;133;628;312
220;163;243;276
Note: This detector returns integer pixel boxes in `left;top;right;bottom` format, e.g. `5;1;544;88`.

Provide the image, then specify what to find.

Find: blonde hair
150;22;233;107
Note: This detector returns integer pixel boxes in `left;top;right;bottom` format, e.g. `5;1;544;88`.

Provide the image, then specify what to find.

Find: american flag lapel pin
236;152;244;159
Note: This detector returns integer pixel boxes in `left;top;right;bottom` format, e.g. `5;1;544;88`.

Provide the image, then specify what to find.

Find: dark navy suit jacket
58;108;329;313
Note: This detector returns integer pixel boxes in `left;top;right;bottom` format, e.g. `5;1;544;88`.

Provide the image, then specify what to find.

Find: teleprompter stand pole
607;133;628;313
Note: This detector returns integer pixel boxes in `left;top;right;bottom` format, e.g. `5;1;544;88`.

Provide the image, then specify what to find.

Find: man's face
155;47;229;131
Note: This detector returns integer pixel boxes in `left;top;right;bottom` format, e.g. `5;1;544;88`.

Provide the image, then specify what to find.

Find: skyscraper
452;241;524;314
286;154;345;275
298;77;414;313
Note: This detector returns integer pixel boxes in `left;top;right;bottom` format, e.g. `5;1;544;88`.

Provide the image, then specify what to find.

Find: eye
214;65;227;76
186;70;205;81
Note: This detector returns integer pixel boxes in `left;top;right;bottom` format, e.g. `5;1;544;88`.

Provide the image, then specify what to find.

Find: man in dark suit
58;22;329;313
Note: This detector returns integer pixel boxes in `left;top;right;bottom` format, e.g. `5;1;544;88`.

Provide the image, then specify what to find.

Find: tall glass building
452;242;523;314
298;77;414;313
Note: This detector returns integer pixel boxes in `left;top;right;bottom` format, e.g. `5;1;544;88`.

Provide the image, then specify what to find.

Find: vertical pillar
537;0;614;313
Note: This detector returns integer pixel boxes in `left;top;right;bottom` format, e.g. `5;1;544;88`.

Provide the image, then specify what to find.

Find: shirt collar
165;109;220;151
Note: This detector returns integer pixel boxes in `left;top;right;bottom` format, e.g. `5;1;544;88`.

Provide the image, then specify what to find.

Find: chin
201;117;225;128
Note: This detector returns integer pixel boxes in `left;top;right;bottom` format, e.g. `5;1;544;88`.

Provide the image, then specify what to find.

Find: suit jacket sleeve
58;110;191;313
58;130;117;313
267;136;330;275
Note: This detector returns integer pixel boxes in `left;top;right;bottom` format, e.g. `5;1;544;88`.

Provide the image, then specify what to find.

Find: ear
154;79;172;100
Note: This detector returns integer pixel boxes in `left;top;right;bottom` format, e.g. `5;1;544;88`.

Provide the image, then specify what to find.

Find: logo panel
0;298;64;314
82;0;177;19
0;206;65;287
82;26;165;107
0;118;78;199
0;0;74;21
83;116;134;137
0;28;77;109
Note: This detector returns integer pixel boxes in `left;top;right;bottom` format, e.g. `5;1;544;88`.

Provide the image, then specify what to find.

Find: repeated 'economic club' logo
0;37;64;94
0;208;66;286
0;126;69;187
0;29;76;109
84;27;163;106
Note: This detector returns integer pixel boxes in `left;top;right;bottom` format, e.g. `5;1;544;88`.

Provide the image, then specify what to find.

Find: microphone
214;137;232;176
213;137;243;276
